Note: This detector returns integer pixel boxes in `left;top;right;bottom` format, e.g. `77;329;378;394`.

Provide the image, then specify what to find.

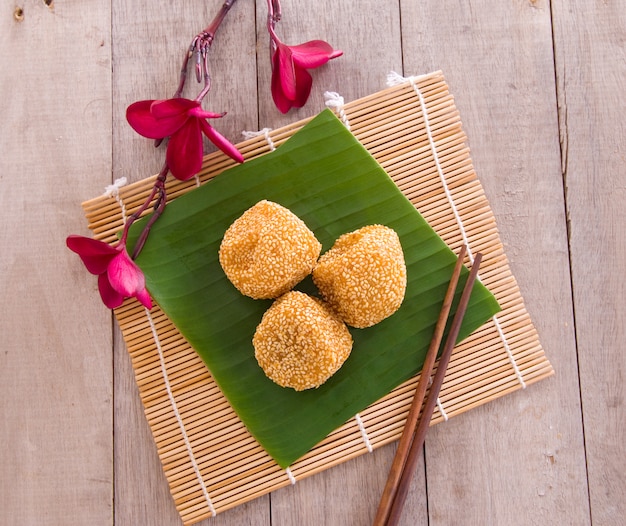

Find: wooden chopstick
372;244;468;526
374;249;483;526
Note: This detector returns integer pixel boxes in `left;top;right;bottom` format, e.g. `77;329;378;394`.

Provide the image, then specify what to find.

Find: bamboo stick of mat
376;251;483;526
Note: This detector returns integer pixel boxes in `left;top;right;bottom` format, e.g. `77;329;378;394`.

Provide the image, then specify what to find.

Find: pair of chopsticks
373;245;482;526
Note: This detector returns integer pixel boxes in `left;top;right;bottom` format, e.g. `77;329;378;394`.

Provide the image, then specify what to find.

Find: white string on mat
436;397;449;422
355;413;373;453
145;308;217;517
242;127;276;151
105;184;216;516
324;91;351;130
387;71;527;390
284;466;297;485
426;375;449;422
103;176;128;224
390;72;474;262
493;316;526;388
386;70;429;88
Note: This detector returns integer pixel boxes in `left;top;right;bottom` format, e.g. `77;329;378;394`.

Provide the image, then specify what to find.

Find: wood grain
0;0;113;524
399;1;590;523
2;0;624;524
552;1;626;523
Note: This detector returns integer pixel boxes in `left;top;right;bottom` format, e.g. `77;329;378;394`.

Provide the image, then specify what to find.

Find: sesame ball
219;200;322;299
312;225;407;328
253;291;353;391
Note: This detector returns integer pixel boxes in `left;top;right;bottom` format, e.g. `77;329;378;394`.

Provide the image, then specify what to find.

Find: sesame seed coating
253;291;353;391
219;200;322;299
312;225;407;328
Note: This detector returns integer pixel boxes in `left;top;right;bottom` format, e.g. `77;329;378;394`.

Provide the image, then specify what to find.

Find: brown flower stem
131;182;167;260
118;163;168;260
173;49;192;98
267;0;282;30
206;0;238;37
266;0;283;59
174;0;239;100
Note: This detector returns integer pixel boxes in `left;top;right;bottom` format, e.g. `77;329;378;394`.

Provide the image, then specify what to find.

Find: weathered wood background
1;0;624;524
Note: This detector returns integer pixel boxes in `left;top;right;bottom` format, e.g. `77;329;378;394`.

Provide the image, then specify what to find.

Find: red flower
67;235;152;310
126;98;244;181
270;38;342;113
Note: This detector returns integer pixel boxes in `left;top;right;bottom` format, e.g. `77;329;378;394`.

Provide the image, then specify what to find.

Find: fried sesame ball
253;291;353;391
219;200;322;299
312;225;407;328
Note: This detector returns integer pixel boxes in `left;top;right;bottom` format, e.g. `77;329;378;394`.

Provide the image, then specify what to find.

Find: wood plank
252;2;427;524
0;1;113;524
399;1;590;523
551;1;626;523
110;1;269;523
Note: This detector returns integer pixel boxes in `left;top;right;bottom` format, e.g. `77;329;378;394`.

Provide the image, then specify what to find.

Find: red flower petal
66;235;118;275
329;49;344;60
135;287;153;310
274;44;298;101
291;66;313;109
166;119;204;180
187;106;226;120
126;100;189;139
150;98;198;119
199;120;244;163
107;250;146;297
98;272;124;309
271;52;295;113
289;40;340;69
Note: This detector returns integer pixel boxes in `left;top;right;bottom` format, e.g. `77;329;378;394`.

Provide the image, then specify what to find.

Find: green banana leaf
129;110;500;468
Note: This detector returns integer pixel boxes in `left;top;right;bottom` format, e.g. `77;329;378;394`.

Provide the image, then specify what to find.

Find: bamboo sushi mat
82;70;554;525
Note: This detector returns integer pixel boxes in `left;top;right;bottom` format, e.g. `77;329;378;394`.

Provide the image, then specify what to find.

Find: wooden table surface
2;1;624;525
